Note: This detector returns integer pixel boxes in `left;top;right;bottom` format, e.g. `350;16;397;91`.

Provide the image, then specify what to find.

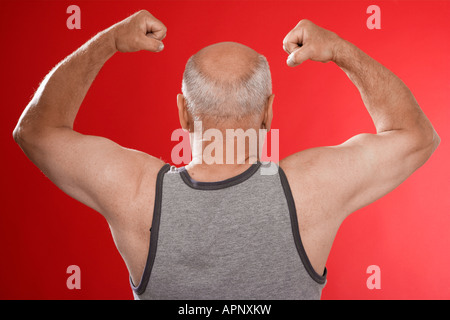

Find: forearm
334;39;438;141
14;29;117;139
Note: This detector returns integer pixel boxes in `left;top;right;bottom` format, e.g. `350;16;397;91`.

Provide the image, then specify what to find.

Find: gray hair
181;54;272;122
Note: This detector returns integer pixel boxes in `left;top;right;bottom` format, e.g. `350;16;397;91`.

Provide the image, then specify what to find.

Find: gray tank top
130;161;327;299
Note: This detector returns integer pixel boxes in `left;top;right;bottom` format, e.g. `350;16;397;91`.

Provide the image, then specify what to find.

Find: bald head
181;41;272;126
194;42;261;83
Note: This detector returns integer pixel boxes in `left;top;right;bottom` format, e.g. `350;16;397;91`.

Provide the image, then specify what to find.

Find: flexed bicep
333;131;437;215
13;10;169;222
281;130;437;224
18;128;164;222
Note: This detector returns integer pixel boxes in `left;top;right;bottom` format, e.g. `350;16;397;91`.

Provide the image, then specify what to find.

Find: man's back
130;162;326;300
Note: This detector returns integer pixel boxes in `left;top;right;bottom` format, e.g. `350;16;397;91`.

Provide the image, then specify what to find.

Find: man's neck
184;154;259;182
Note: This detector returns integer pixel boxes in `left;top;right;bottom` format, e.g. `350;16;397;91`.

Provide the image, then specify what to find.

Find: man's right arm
281;19;440;225
278;20;440;275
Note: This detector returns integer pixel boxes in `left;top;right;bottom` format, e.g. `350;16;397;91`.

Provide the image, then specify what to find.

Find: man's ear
263;94;274;132
177;94;190;131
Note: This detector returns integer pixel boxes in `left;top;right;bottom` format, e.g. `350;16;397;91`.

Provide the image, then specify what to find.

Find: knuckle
297;19;311;29
283;33;293;45
138;9;150;16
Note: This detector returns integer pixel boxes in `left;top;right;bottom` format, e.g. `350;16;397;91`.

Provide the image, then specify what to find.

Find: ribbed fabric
131;161;326;300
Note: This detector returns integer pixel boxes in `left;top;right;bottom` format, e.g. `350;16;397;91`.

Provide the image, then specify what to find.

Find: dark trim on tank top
179;161;262;190
278;166;327;285
130;163;171;295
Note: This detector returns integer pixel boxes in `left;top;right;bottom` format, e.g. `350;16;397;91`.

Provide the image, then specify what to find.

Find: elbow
12;124;24;146
412;115;440;151
422;124;440;153
431;129;441;153
411;126;440;164
13;121;40;148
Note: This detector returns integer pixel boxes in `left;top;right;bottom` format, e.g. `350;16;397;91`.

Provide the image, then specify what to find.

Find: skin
178;41;275;180
13;11;440;288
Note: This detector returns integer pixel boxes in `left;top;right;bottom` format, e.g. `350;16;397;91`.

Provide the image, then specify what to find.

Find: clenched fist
109;10;167;53
283;19;342;67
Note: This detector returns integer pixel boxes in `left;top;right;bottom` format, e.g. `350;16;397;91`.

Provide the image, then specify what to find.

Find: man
13;10;439;299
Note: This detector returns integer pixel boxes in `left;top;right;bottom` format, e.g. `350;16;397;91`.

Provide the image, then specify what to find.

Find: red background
1;0;449;300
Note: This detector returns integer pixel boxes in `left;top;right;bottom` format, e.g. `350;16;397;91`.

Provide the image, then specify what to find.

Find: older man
13;10;439;300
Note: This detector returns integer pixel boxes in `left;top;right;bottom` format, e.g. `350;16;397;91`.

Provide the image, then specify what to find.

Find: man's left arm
12;10;166;225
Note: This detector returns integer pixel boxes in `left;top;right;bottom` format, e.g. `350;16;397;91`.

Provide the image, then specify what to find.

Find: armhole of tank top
278;166;327;285
130;163;171;295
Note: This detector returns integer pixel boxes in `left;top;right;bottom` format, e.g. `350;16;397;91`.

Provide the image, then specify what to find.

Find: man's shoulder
278;147;342;209
140;156;168;185
279;147;330;181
